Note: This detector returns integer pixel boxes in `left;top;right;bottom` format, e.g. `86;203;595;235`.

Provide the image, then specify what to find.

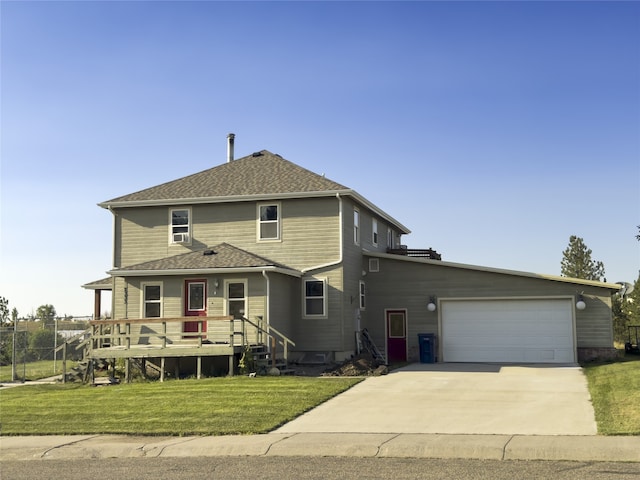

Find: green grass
0;376;361;436
582;354;640;435
0;360;78;383
3;356;639;437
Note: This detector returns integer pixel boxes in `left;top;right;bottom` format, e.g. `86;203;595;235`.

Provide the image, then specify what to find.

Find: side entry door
386;309;407;362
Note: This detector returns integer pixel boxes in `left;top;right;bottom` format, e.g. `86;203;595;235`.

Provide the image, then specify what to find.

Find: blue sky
1;1;639;317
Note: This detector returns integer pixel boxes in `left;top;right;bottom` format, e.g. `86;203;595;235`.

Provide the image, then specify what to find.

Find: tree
28;329;62;361
560;235;605;281
36;304;56;324
0;296;9;324
636;225;639;241
615;274;640;344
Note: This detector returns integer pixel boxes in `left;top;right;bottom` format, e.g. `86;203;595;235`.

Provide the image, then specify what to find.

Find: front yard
0;376;361;436
1;354;638;436
582;354;640;435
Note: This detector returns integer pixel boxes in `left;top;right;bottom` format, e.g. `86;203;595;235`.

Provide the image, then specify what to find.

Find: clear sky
1;1;639;318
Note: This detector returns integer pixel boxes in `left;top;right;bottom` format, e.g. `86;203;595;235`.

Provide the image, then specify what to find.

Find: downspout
108;206;119;320
301;192;343;273
299;193;346;355
262;269;270;336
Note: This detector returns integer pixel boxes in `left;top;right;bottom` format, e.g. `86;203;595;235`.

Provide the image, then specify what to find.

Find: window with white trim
372;219;378;246
258;203;280;240
226;280;247;319
170;208;191;244
142;283;162;318
354;208;360;245
304;278;326;317
369;258;380;272
387;227;394;248
359;280;366;310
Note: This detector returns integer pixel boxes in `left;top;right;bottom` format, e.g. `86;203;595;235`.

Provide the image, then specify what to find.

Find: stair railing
240;317;296;365
360;328;387;365
54;328;92;384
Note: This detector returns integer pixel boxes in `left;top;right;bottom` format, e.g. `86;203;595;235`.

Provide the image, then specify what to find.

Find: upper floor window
258;203;280;241
387;227;394;248
304;278;326;318
372;219;378;246
354;208;360;245
170;208;191;244
142;283;162;318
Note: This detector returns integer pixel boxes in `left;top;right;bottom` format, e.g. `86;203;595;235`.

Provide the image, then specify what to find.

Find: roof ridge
100;150;349;206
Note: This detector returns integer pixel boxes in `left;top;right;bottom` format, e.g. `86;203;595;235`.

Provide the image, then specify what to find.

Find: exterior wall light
576;294;586;310
427;297;437;312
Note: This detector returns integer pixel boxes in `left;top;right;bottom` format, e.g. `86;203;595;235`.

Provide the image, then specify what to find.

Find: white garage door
441;299;575;363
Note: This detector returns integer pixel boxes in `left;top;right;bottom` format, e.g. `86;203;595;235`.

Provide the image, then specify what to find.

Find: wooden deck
83;316;295;381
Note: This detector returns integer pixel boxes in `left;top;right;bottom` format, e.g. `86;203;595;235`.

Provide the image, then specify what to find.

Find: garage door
441;299;575;363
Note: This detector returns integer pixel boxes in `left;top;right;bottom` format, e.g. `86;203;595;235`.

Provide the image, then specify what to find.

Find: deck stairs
249;344;295;376
63;358;115;384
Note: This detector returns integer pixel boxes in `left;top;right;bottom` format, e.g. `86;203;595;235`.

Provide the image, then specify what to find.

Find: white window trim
354;208;360;245
169;207;192;245
224;279;248;318
372;219;378;247
369;258;380;273
141;282;163;318
359;280;366;310
387;227;394;248
257;202;281;242
186;280;207;313
303;277;327;319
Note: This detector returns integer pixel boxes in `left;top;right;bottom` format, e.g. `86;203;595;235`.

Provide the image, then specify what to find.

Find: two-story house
84;139;620;380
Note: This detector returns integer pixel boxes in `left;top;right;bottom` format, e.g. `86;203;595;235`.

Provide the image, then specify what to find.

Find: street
1;457;638;480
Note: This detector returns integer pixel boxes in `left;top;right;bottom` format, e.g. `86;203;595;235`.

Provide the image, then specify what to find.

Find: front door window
188;282;205;312
184;280;207;336
386;310;407;362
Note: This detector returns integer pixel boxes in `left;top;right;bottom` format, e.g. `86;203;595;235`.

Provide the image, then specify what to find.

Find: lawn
2;356;639;436
582;354;640;435
0;360;78;383
0;376;361;436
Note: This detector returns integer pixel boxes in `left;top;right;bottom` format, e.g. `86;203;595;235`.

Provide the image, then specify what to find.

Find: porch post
125;358;130;383
160;357;165;382
94;289;101;320
62;342;67;384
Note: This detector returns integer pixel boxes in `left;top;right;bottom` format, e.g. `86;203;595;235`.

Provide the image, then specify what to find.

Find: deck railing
387;247;442;260
88;315;296;364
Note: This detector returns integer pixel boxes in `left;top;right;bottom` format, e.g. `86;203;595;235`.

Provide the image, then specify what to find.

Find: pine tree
560;235;605;281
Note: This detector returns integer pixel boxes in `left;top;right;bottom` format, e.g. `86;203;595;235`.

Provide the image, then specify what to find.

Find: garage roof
364;250;623;292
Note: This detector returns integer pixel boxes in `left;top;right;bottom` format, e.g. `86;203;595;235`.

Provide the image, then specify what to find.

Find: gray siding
364;256;614;355
114;197;341;271
295;266;345;354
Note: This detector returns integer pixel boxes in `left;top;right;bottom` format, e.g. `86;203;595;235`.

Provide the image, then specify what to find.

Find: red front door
184;280;207;337
386;310;407;363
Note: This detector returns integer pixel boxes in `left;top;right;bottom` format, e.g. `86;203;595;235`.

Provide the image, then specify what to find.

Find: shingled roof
100;150;349;207
108;243;300;277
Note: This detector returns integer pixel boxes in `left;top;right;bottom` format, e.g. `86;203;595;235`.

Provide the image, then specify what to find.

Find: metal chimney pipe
227;133;235;163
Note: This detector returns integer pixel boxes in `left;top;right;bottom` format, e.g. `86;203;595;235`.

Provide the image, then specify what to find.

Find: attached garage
441;299;575;364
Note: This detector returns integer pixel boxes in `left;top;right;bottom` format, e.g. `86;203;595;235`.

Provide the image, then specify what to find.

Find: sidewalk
2;365;639;463
2;433;640;462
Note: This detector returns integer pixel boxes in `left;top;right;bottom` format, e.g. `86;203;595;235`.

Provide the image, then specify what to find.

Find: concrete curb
2;433;639;462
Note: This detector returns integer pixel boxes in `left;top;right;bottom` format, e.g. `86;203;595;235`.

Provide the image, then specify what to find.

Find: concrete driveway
276;363;597;436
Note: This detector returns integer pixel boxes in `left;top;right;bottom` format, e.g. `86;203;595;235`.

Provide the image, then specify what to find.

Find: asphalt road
2;457;638;480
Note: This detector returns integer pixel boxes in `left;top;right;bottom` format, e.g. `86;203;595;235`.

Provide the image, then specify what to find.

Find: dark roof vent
203;249;216;256
252;151;263;157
